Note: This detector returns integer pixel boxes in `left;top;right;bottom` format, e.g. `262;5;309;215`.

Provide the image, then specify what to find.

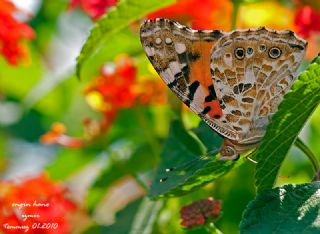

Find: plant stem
295;137;320;180
231;1;240;30
205;222;223;234
134;105;160;156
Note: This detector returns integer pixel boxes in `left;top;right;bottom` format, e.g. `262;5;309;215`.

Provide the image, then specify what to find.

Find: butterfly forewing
140;18;239;141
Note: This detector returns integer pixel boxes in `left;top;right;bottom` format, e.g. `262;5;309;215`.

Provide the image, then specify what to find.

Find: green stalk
205;222;223;234
134;105;161;155
295;137;320;180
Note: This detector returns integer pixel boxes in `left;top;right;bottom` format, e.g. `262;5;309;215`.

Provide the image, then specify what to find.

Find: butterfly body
140;18;307;160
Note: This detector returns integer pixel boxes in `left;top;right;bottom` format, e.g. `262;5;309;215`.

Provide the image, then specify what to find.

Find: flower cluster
180;197;221;229
83;54;166;139
0;0;35;65
42;55;166;146
69;0;117;20
0;174;77;234
85;55;138;112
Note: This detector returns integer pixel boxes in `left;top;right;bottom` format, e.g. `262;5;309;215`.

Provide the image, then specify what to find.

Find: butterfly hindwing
210;28;307;143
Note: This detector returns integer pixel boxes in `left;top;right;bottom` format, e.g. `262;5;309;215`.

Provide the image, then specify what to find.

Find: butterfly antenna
163;147;220;174
159;148;220;183
244;148;258;164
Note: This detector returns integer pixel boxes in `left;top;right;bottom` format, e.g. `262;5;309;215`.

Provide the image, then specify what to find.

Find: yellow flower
237;1;295;30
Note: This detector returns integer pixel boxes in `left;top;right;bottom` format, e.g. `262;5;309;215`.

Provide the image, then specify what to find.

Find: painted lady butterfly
140;18;307;160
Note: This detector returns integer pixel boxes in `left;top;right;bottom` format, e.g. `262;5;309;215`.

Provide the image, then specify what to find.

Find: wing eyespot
259;44;266;52
269;47;281;59
247;47;253;55
235;47;245;60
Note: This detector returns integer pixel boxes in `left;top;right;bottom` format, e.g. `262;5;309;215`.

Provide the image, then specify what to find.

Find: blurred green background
0;0;319;233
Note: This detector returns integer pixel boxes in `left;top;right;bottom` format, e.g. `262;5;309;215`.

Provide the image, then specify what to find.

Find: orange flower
40;122;85;148
69;0;117;20
136;79;167;105
85;55;137;112
148;0;232;30
82;55;167;140
0;0;35;65
0;174;77;234
82;55;137;138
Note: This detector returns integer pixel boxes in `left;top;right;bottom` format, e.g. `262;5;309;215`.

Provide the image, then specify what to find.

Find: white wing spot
165;37;172;45
175;42;186;54
224;53;232;66
155;38;162;45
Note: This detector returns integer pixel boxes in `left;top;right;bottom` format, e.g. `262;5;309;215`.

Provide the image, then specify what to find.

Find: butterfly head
219;145;239;160
219;139;240;160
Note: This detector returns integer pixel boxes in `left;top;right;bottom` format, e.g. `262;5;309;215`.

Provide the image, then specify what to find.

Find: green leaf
76;0;175;79
148;120;245;199
127;198;163;234
80;28;142;80
240;182;320;234
255;55;320;192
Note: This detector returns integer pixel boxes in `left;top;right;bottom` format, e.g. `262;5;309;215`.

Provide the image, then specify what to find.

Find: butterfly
140;18;307;160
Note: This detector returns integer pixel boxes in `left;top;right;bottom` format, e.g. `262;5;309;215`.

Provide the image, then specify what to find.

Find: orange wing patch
189;41;223;118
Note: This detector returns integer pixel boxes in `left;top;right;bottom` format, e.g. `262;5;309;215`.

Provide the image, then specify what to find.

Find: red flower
180;197;221;229
148;0;232;30
0;0;35;65
69;0;117;20
85;55;137;112
295;6;320;38
0;174;77;234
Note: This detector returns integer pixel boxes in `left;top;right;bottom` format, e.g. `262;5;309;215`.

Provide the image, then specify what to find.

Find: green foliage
149;120;245;199
30;0;67;51
2;0;320;233
80;28;142;79
76;0;174;79
46;148;100;180
86;143;157;214
240;182;320;233
254;54;320;193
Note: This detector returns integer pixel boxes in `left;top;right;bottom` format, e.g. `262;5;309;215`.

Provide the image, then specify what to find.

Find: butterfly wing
140;18;239;141
210;28;307;144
